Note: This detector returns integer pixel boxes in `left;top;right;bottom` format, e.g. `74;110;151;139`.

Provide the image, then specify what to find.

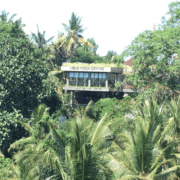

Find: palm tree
31;24;54;50
168;96;180;136
54;12;93;62
0;11;25;40
8;104;50;152
0;11;17;23
109;100;180;179
12;111;115;180
2;161;40;180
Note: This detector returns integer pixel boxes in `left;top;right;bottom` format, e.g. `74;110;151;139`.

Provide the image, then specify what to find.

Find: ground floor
65;90;129;106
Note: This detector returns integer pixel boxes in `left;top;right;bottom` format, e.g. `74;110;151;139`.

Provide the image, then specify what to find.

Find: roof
124;58;133;67
62;62;117;67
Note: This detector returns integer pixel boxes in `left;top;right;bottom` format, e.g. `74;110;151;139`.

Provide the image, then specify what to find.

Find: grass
62;62;132;70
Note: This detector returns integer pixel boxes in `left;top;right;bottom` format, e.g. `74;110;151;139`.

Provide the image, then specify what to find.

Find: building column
123;93;129;97
70;91;74;107
76;77;78;86
88;73;91;87
65;90;67;95
67;72;69;87
105;73;108;88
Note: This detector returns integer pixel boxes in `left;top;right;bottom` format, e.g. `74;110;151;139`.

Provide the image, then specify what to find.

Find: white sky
0;0;176;56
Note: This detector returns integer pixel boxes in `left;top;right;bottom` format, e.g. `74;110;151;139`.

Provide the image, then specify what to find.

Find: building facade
61;62;134;105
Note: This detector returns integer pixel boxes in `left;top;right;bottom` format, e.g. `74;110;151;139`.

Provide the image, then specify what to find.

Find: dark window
91;73;106;87
69;72;89;86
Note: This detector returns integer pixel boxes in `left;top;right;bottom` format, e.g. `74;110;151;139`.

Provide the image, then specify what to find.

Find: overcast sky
1;0;176;56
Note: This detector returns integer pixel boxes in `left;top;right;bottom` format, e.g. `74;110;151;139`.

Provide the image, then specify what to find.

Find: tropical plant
0;34;56;117
119;2;180;95
8;104;51;153
31;24;54;50
54;12;93;62
168;96;180;136
2;161;40;180
11;110;115;180
0;11;25;40
0;11;16;23
110;99;180;179
0;110;26;156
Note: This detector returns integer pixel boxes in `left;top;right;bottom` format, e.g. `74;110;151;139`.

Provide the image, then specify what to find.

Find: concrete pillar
88;73;91;87
70;91;74;107
65;90;67;95
76;77;78;86
67;72;69;87
105;74;108;88
123;93;129;97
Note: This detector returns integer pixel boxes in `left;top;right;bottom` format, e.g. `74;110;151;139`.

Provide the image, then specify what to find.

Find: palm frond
91;113;109;145
48;70;62;77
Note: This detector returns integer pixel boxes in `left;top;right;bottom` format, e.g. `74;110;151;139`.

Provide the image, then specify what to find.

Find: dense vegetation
1;2;180;179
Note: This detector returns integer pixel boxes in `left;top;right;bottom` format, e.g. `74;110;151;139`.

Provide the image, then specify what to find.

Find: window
91;73;106;87
69;72;88;86
69;72;107;87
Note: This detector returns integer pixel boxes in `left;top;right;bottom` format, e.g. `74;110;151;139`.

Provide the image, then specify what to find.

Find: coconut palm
8;104;50;152
0;11;17;23
109;100;180;179
54;12;93;62
2;161;40;180
168;96;180;136
13;112;114;180
31;24;54;50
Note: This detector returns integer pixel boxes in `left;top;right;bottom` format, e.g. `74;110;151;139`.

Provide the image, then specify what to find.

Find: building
61;61;134;105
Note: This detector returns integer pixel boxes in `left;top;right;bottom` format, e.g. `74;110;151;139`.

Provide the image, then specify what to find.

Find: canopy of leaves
120;28;180;93
31;25;54;50
72;46;103;63
0;36;57;117
0;110;26;156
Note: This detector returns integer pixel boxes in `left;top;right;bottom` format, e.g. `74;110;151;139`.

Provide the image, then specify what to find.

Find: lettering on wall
70;66;105;71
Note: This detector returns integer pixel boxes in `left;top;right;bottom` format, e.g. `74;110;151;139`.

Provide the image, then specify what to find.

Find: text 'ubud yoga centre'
70;66;105;71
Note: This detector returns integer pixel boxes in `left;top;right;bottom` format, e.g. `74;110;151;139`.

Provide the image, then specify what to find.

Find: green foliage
67;12;84;35
90;97;133;145
106;51;117;61
0;11;25;41
78;38;99;55
31;24;54;49
87;38;98;54
123;28;180;93
54;12;93;63
0;36;56;116
0;156;12;178
91;97;119;120
119;2;180;95
0;110;26;156
161;1;180;28
8;110;115;179
112;99;180;179
72;46;103;63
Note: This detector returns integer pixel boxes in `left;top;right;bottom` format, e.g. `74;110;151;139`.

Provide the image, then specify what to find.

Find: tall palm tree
54;12;93;62
0;11;25;40
31;25;54;50
0;11;17;23
109;100;180;179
